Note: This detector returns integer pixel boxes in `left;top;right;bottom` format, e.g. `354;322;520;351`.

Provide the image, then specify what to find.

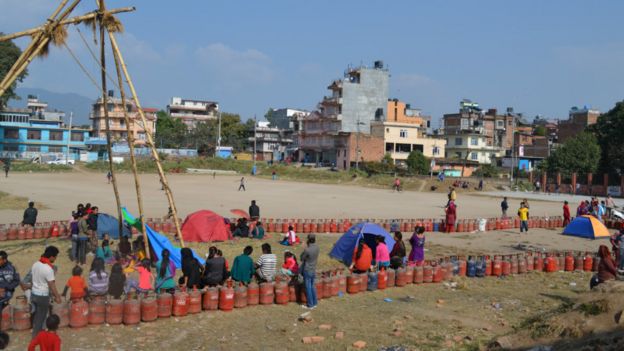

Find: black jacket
22;207;37;226
182;258;202;289
202;257;227;286
0;261;20;304
249;204;260;219
87;213;98;231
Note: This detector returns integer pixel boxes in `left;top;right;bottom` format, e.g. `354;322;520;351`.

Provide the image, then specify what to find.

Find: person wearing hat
299;234;319;309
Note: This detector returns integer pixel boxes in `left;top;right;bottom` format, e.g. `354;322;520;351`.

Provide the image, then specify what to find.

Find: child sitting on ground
279;226;298;246
28;314;61;351
280;251;299;276
62;266;88;302
96;239;114;263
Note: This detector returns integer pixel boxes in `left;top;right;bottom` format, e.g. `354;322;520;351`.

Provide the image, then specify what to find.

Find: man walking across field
518;202;529;233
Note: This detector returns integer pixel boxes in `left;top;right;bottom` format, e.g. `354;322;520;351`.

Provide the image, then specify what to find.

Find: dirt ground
0;173;620;350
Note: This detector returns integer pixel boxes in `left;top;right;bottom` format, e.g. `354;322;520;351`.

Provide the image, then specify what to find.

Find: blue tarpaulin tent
123;208;203;268
329;222;396;266
96;213;131;239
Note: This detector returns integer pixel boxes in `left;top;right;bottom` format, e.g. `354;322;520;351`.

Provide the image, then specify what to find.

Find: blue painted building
0;107;90;160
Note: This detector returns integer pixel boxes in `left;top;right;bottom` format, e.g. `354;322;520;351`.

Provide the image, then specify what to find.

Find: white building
444;133;504;164
166;97;218;128
249;121;294;162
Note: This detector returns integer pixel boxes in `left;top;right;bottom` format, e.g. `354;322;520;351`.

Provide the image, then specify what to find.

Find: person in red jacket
28;314;61;351
562;201;571;226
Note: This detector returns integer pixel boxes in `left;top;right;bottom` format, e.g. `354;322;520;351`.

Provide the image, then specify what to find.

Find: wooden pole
0;7;135;42
98;0;124;240
108;30;186;248
0;0;82;97
111;41;150;259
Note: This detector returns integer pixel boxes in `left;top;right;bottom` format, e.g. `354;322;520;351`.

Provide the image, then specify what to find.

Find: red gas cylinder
337;274;347;293
574;253;584;271
378;269;388;289
275;282;289;305
321;220;329;233
219;286;235;311
457;220;465;232
247;283;260;306
330;276;339;297
492;257;503;277
188;289;202;314
405;266;414;285
534;254;544;272
33;225;43;239
329;220;337;233
156;293;172;318
52;302;69;328
123;299;141;325
545;255;557;273
496;218;502;230
557;253;565;272
510;256;518;275
69;300;89;328
0;305;11;331
288;284;297;302
343;219;352;230
484;256;492;276
432;264;443;283
358;273;368;292
141;296;158;322
88;298;106;325
347;274;361;294
281;220;289;234
173;291;189;317
202;288;219;310
259;282;274;305
303;220;310;234
413;266;424;284
267;220;275;233
7;225;17;240
336;221;344;233
395;268;407;287
105;299;124;324
12;305;31;331
514;217;520;228
309;220;318;233
502;257;511;276
322;277;332;298
49;223;59;237
423;264;433;283
315;279;324;299
564;252;574;271
234;284;248;308
458;257;467;277
518;255;527;274
386;268;396;287
296;220;304;233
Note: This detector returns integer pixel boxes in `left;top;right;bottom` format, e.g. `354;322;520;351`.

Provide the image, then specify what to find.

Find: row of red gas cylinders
0;222;66;241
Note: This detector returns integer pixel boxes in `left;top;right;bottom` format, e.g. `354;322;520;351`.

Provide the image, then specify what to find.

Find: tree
533;125;546;137
545;132;600;176
0;34;29;109
406;150;429;175
264;108;276;127
590;101;624;174
154;110;187;148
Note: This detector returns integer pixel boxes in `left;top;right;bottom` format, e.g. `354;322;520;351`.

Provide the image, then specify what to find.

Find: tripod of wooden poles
0;0;187;255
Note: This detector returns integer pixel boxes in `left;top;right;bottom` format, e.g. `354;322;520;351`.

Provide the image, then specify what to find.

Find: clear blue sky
3;0;624;125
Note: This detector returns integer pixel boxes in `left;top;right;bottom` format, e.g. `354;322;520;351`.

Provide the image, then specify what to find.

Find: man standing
518;202;529;233
255;243;277;282
249;200;260;221
563;200;571;226
30;246;62;338
300;234;319;309
501;197;509;218
0;251;20;322
87;206;99;251
3;160;9;178
22;201;38;226
238;177;246;191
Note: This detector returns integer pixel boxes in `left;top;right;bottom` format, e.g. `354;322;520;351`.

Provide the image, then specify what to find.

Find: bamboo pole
0;7;135;42
0;0;82;97
111;40;150;259
98;0;124;240
108;30;186;248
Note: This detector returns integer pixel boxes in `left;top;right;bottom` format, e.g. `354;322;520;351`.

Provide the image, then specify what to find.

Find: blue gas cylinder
367;271;378;291
467;256;477;277
475;256;485;277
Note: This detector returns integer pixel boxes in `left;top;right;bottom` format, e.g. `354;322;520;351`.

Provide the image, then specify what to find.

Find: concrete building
371;99;445;166
299;60;390;168
249;121;294;161
267;108;309;131
0;104;89;160
444;133;503;164
557;106;600;143
166;97;218;128
90;91;156;146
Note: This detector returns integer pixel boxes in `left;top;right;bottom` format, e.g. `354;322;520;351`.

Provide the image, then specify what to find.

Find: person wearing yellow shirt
518;202;529;233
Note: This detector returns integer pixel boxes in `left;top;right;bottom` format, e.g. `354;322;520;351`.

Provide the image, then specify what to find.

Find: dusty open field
0;172;619;350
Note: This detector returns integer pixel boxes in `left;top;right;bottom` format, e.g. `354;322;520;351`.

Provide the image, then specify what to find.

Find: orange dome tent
181;210;232;242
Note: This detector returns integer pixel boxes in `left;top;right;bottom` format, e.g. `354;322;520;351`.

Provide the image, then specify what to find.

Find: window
3;144;18;151
27;130;41;140
471;137;478;146
496;120;504;128
396;143;411;153
455;152;462;158
107;104;114;112
455;137;462;146
120;120;125;128
71;132;84;142
471;152;478;160
460;118;469;129
399;129;408;138
433;146;440;155
137;132;146;141
49;131;63;141
343;149;347;157
385;143;393;152
26;145;41;152
3;128;19;139
48;146;63;153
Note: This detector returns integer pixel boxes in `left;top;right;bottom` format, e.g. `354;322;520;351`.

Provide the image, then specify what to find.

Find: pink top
282;256;299;274
137;266;152;290
376;242;390;262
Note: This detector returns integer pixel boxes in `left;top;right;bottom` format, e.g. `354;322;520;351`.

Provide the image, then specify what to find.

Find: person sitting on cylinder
590;245;617;289
350;240;373;274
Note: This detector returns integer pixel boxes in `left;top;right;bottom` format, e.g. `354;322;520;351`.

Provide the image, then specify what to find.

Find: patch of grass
10;162;73;172
577;300;609;316
514;300;574;338
0;191;31;210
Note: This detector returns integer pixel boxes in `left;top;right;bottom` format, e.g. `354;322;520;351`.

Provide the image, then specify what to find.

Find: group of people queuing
68;203;100;266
